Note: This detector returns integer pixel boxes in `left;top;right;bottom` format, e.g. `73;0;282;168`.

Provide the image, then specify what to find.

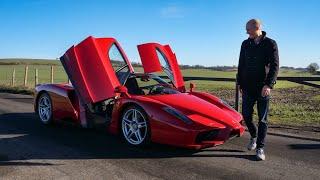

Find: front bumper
179;126;245;150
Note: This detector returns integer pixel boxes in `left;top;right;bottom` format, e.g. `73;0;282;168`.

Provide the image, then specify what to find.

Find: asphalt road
0;93;319;180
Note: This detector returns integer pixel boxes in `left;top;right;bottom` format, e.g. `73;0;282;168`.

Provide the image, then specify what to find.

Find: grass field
0;59;319;128
0;59;317;89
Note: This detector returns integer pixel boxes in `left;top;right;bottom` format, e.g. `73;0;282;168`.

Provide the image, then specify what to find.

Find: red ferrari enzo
34;36;244;149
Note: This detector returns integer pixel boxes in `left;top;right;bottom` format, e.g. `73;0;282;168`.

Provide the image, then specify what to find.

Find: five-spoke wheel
37;93;53;124
121;106;150;146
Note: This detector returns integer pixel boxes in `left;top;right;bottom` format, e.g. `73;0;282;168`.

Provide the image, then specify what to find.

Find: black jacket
237;31;279;94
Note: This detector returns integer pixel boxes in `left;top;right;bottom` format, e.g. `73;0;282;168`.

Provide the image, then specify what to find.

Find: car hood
145;93;242;129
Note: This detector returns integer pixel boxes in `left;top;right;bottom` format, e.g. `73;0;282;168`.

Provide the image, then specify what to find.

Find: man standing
237;19;279;160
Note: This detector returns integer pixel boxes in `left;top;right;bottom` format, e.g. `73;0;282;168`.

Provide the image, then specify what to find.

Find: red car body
34;36;244;149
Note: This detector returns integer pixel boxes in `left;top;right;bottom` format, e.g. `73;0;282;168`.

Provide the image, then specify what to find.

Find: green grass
0;59;319;128
269;100;320;127
313;95;320;101
309;81;320;85
0;84;34;95
0;59;318;88
0;64;68;87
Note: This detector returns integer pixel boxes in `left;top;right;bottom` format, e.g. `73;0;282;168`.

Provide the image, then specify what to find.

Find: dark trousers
242;90;269;148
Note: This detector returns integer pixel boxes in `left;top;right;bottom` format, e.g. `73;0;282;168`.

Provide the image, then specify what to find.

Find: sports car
34;36;244;149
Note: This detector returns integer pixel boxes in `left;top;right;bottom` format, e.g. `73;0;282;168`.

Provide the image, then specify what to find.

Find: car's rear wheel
37;92;53;125
121;105;150;146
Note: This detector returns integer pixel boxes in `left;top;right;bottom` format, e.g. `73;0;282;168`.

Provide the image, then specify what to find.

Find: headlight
162;107;193;125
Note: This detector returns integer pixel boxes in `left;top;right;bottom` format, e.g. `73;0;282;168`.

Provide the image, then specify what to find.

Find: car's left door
60;36;133;105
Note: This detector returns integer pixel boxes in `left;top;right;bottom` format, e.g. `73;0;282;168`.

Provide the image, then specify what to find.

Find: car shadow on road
0;161;57;166
289;144;320;150
1;97;33;104
0;112;257;164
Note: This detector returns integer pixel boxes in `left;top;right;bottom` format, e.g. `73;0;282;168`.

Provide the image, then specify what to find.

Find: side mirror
115;85;130;97
189;83;196;92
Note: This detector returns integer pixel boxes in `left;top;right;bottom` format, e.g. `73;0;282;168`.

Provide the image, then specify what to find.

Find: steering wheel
149;85;165;95
139;85;160;94
140;85;154;94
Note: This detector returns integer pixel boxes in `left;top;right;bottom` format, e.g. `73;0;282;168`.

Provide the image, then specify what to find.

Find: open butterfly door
137;43;185;92
60;36;133;105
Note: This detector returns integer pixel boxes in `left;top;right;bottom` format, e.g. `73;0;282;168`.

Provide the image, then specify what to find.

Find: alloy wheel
121;108;148;145
38;95;52;123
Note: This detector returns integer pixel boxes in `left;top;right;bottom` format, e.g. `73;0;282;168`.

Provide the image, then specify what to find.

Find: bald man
237;19;279;160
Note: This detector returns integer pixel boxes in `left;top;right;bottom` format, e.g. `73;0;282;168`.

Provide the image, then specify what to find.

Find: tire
37;92;53;125
120;105;151;146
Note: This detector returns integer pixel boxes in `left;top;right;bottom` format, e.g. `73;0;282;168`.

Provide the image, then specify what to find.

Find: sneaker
247;137;257;151
256;148;266;161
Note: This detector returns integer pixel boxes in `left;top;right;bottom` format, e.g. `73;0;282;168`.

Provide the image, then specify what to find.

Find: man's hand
261;85;271;97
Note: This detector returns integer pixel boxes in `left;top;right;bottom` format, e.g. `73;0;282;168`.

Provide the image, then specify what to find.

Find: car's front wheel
121;105;150;146
37;92;53;125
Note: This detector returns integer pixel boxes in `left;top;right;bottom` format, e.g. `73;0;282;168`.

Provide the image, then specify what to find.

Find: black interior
124;78;145;95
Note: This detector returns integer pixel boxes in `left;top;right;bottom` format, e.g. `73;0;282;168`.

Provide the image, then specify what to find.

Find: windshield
124;74;180;95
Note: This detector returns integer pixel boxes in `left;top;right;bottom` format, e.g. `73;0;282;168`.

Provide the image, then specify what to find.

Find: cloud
160;5;185;18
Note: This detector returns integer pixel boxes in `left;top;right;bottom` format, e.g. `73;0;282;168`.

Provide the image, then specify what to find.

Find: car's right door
137;43;185;92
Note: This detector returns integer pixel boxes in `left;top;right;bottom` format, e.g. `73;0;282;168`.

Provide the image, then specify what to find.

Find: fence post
235;79;240;112
35;68;38;87
24;65;28;86
51;66;54;83
12;68;15;86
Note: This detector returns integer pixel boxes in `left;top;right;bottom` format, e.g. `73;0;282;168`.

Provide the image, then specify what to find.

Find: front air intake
196;130;220;143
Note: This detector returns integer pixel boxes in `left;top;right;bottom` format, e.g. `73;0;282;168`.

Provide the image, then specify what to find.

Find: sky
0;0;319;68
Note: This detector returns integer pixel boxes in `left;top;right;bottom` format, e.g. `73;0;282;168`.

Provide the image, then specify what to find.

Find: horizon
0;0;319;68
0;58;312;69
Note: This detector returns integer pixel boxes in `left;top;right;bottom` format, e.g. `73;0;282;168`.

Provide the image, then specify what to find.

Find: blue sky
0;0;319;67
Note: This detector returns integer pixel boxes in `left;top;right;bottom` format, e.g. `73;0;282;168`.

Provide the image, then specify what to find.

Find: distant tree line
1;59;319;74
121;60;320;73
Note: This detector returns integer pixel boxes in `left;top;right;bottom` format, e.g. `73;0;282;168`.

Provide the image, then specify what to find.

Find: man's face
246;23;259;38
